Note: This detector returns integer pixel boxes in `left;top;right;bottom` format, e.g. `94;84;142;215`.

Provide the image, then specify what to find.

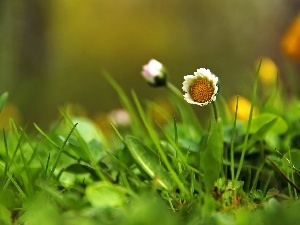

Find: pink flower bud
141;59;167;87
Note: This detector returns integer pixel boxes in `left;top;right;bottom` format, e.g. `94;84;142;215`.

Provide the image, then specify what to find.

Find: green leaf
125;135;174;191
178;138;201;152
59;171;93;187
201;118;223;191
19;193;60;225
244;113;288;135
235;118;279;153
0;205;11;225
64;163;94;174
250;189;264;200
86;181;127;208
70;117;104;143
248;118;278;145
205;213;235;225
263;197;280;212
0;92;8;113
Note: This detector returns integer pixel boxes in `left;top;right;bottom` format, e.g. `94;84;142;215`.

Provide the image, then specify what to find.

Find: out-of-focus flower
182;68;218;106
63;103;87;117
256;57;278;86
141;59;167;87
281;13;300;59
93;112;112;137
0;102;22;129
107;108;131;127
227;96;258;121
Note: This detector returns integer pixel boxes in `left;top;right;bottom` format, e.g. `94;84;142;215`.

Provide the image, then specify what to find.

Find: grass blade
0;92;8;113
235;58;261;182
102;71;143;135
266;155;300;194
47;123;78;181
132;90;190;196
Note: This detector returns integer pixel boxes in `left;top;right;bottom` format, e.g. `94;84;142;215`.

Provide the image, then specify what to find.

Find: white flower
182;68;219;106
141;59;167;86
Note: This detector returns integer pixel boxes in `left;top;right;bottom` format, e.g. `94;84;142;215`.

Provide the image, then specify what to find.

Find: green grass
1;64;300;225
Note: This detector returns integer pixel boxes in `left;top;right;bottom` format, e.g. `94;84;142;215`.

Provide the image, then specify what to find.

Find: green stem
235;58;262;182
212;101;219;122
166;81;183;98
287;148;298;200
230;96;239;196
132;91;190;196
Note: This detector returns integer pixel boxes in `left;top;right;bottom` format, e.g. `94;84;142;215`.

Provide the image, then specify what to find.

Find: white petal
182;67;219;106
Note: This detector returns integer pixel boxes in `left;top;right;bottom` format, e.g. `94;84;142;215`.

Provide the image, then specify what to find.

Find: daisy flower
182;68;219;106
141;59;167;87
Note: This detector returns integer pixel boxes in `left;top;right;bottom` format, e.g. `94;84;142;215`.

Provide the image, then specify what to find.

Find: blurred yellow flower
255;57;278;86
227;96;258;121
281;13;300;59
0;102;22;129
93;112;112;137
63;103;87;117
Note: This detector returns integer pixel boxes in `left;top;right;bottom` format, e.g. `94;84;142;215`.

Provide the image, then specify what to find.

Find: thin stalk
34;123;79;162
1;129;9;189
212;101;219;122
45;153;51;179
262;171;273;194
230;96;239;185
166;81;183;98
102;71;143;135
5;171;26;199
235;58;262;182
47;123;78;181
266;155;300;193
287;148;298;200
132;91;190;196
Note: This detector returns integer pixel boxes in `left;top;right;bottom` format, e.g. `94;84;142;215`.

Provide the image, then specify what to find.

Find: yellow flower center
190;78;214;103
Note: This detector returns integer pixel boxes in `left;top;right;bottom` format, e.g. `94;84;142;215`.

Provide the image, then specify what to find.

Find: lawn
1;54;300;225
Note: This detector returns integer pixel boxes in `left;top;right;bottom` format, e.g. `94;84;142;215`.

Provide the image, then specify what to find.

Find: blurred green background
0;0;299;128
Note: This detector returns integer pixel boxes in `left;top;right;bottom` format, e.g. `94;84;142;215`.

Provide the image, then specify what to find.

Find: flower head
182;68;219;106
141;59;167;87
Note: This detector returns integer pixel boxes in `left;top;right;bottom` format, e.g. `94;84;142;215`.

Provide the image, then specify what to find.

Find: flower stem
166;82;183;98
230;95;239;200
212;101;219;122
235;58;261;182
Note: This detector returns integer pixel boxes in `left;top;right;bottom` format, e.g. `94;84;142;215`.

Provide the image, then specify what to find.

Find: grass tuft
1;58;300;224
